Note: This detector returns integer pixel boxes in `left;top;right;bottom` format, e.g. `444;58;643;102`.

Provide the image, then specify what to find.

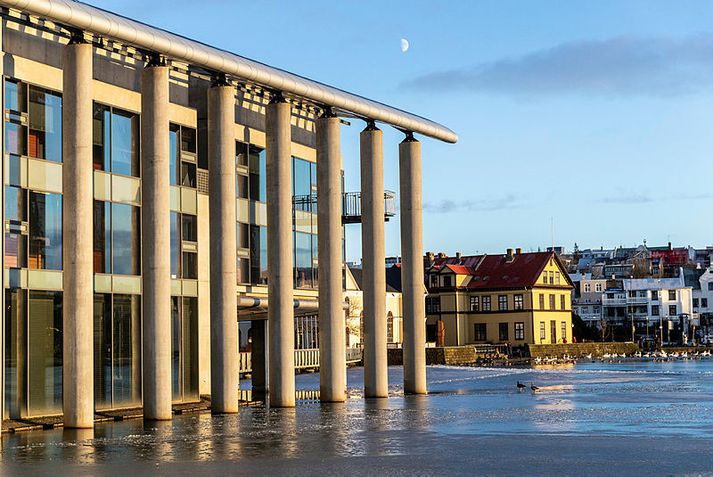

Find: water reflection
61;428;95;464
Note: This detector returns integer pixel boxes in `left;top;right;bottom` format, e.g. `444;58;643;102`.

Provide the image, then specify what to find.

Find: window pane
29;192;62;270
237;174;249;199
182;214;197;242
5;186;26;222
181;161;196;188
5;122;27;156
5;80;26;112
8;154;21;186
294;232;312;288
93;104;110;171
93;201;111;273
93;293;112;409
182;252;198;279
5;289;26;419
293;157;312;212
171;297;181;401
28;87;62;162
236;141;248;167
181;127;196;153
27;291;62;416
182;297;199;400
112;294;142;407
111;110;139;176
169;124;180;185
237;257;250;284
5;233;27;268
250;225;267;284
237;222;249;249
249;147;266;202
170;212;180;278
112;203;140;275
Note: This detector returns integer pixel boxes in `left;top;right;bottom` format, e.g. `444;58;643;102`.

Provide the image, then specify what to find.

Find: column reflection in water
61;429;96;464
27;291;62;416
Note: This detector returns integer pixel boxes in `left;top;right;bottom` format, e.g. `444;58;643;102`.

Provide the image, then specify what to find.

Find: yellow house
425;250;573;347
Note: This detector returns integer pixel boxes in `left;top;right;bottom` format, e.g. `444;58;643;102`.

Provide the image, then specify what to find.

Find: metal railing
239;347;364;374
292;191;396;224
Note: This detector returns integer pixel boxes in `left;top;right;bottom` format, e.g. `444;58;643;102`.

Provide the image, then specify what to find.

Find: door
550;320;557;344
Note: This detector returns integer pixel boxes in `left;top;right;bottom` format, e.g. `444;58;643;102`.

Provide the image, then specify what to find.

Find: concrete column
361;123;388;398
141;62;172;420
62;40;94;428
399;134;427;395
266;97;295;407
251;319;268;401
208;83;240;413
316;113;346;402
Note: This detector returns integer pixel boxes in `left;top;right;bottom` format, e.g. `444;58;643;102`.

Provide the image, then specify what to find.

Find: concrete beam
317;114;346;402
208;84;240;413
62;41;94;428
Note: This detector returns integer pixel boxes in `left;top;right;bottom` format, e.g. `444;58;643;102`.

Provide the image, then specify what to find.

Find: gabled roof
429;251;572;291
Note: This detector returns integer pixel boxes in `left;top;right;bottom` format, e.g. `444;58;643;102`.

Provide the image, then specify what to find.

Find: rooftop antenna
551;216;555;251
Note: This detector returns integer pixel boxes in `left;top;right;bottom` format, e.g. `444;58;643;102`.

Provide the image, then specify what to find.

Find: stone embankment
528;342;639;359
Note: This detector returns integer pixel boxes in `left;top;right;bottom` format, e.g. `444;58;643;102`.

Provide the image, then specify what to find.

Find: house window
539;294;545;309
474;323;487;341
482;296;491;311
651;290;659;301
549;294;555;310
443;275;453;288
703;298;709;308
595;283;602;292
668;305;677;316
694;298;700;308
169;124;197;188
93;103;140;177
29;192;63;270
514;294;524;310
470;296;479;312
499;323;508;341
426;296;441;314
651;305;659;316
709;283;713;291
584;283;591;293
515;322;525;340
539;322;546;341
555;272;561;285
430;275;438;288
561;322;567;342
549;271;554;284
560;295;566;310
668;290;676;300
498;295;508;311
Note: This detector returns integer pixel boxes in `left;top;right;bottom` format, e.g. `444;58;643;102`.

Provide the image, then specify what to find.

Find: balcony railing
239;347;364;374
292;191;396;224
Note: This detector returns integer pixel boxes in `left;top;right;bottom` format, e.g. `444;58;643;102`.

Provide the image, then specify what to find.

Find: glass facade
169;124;197;187
29;192;62;270
170;211;198;279
93;104;140;176
94;294;142;409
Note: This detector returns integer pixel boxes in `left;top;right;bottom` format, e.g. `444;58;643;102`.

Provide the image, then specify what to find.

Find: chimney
516;248;522;255
668;242;672;251
437;252;446;259
506;248;514;262
455;251;461;261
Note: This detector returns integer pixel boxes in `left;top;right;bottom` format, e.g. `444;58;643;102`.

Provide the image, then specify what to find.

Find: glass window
499;322;508;341
249;147;266;202
539;294;545;309
181;127;196;153
5;289;26;419
6;186;26;222
5;80;27;112
5;122;27;156
474;323;487;341
111;110;139;176
8;154;21;186
514;294;524;310
169;124;180;185
237;174;249;199
27;290;63;416
668;290;676;300
539;322;546;340
93;104;110;171
181;162;196;188
293;157;312;212
498;295;508;311
250;225;267;284
652;305;659;316
470;296;479;312
561;322;567;342
294;231;313;288
237;222;249;249
182;214;197;242
29;192;62;270
482;296;491;311
515;322;525;340
111;294;142;407
28;86;62;162
182;252;198;279
652;290;659;301
111;203;140;275
236;141;248;167
93;201;111;273
561;295;566;310
171;297;199;403
669;305;677;316
708;283;713;291
170;212;180;279
5;233;27;269
237;257;250;284
549;295;556;310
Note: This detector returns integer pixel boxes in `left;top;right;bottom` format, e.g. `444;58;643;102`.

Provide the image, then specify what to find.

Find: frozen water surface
4;361;713;476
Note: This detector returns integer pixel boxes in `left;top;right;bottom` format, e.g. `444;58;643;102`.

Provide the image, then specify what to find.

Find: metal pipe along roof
0;0;458;143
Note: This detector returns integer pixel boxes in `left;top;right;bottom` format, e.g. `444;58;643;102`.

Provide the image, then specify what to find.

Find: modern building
424;250;574;347
570;273;606;324
0;0;456;428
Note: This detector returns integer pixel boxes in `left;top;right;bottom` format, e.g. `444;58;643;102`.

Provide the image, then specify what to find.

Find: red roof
429;251;570;290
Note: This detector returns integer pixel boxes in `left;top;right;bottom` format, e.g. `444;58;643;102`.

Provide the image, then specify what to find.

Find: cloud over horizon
423;194;520;213
403;34;713;97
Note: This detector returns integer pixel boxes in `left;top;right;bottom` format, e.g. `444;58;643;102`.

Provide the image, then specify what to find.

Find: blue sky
93;0;713;260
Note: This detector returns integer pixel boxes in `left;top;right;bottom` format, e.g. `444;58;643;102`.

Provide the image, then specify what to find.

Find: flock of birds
516;381;538;393
532;349;713;365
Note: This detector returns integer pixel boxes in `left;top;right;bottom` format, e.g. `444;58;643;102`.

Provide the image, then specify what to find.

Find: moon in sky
400;38;409;53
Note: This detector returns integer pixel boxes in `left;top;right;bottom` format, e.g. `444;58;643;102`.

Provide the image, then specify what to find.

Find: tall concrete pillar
266;96;295;407
399;134;427;395
62;39;94;428
316;113;346;402
208;82;240;413
361;123;388;398
141;61;173;420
